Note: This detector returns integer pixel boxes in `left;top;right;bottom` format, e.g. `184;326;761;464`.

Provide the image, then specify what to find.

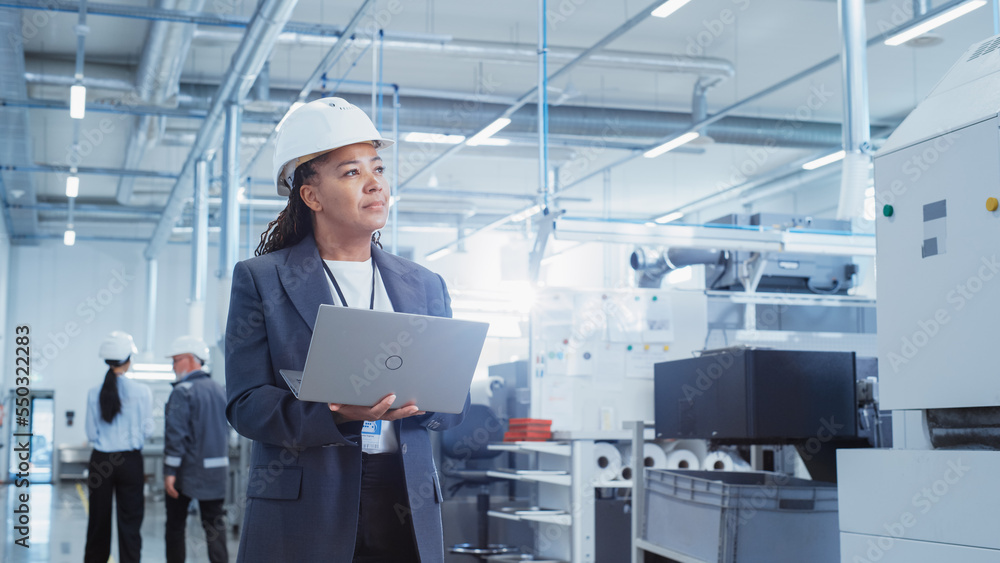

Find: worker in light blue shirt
84;331;153;563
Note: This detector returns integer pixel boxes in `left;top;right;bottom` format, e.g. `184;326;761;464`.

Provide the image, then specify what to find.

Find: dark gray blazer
225;235;469;563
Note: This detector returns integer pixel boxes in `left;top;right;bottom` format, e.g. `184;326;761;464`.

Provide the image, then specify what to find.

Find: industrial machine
654;349;887;483
837;34;1000;561
630;212;859;293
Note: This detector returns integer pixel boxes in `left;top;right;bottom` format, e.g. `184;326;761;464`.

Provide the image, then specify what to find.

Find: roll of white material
644;443;669;469
594;442;623;482
672;439;708;461
702;451;751;472
664;448;700;470
618;443;670;480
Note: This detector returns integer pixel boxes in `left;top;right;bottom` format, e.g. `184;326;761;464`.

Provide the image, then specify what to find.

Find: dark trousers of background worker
84;449;144;563
165;493;228;563
353;452;420;563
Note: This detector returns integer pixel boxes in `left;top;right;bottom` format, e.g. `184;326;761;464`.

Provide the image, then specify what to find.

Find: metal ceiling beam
2;96;278;122
553;0;972;203
144;0;300;260
236;0;377;180
398;0;669;192
193;29;736;77
0;0;299;32
0;7;39;238
21;76;865;150
23;71;133;91
15;201;162;218
0;0;426;40
4;163;179;179
117;0;208;205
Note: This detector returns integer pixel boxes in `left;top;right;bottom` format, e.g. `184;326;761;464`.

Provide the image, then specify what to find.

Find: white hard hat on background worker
99;331;137;363
272;97;394;196
166;335;210;364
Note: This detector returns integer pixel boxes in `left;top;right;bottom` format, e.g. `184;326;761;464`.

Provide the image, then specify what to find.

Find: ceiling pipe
24;71;133;92
3;95;278;122
117;0;208;207
21;73;864;150
143;0;300;261
6;163;179;179
188;85;861;149
0;8;40;238
836;0;872;221
550;0;970;208
398;0;672;192
192;29;736;78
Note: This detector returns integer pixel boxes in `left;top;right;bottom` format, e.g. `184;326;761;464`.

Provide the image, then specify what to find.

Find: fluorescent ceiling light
65;175;79;198
275;101;306;131
885;0;986;46
63;228;76;246
404;132;466;144
70;84;86;119
655;211;684;224
651;0;694;18
802;150;846;170
467;118;511;146
644;132;700;159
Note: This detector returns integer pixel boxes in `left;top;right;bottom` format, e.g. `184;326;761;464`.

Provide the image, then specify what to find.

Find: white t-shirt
323;258;398;454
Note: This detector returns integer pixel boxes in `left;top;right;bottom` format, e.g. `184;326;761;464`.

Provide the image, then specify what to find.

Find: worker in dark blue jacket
163;335;230;563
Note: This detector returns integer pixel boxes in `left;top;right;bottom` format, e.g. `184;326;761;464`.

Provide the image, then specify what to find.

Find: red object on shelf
504;430;552;442
505;418;553;441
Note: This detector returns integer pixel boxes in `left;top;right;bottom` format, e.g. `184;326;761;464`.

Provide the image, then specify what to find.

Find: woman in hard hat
84;331;154;563
225;97;469;563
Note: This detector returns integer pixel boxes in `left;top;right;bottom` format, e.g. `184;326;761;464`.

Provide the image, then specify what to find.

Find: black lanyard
321;259;376;309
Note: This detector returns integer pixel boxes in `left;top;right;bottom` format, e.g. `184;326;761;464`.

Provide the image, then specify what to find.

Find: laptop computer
279;304;489;414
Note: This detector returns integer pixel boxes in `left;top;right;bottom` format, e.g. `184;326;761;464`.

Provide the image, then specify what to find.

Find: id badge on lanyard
361;420;384;453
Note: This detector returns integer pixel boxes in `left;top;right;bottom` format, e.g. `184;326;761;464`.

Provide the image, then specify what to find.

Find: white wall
8;239;222;447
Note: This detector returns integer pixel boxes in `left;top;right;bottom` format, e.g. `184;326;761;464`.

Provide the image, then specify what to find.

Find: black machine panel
654;348;858;443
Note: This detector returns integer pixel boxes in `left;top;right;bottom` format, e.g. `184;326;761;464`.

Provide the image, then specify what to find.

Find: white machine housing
838;34;1000;561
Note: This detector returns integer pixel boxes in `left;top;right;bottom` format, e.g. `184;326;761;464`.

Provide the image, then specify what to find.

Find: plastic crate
642;469;839;563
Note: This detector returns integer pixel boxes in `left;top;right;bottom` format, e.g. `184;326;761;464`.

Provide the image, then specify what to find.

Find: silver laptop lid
292;305;488;413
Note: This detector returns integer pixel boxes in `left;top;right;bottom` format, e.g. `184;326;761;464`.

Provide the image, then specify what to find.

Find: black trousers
353;452;420;563
165;492;229;563
84;449;144;563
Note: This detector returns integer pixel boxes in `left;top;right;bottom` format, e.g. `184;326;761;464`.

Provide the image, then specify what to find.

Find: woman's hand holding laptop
328;392;427;423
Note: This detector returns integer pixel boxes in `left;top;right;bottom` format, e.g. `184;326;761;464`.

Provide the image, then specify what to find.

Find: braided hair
256;153;384;256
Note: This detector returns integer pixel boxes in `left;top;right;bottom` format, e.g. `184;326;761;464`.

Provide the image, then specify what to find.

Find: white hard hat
167;335;210;364
272;97;394;196
99;331;137;363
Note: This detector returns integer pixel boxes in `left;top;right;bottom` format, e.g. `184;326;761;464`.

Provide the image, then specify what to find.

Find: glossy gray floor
0;483;240;563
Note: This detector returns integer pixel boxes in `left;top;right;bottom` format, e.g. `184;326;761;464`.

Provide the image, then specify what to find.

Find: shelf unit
486;431;655;562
